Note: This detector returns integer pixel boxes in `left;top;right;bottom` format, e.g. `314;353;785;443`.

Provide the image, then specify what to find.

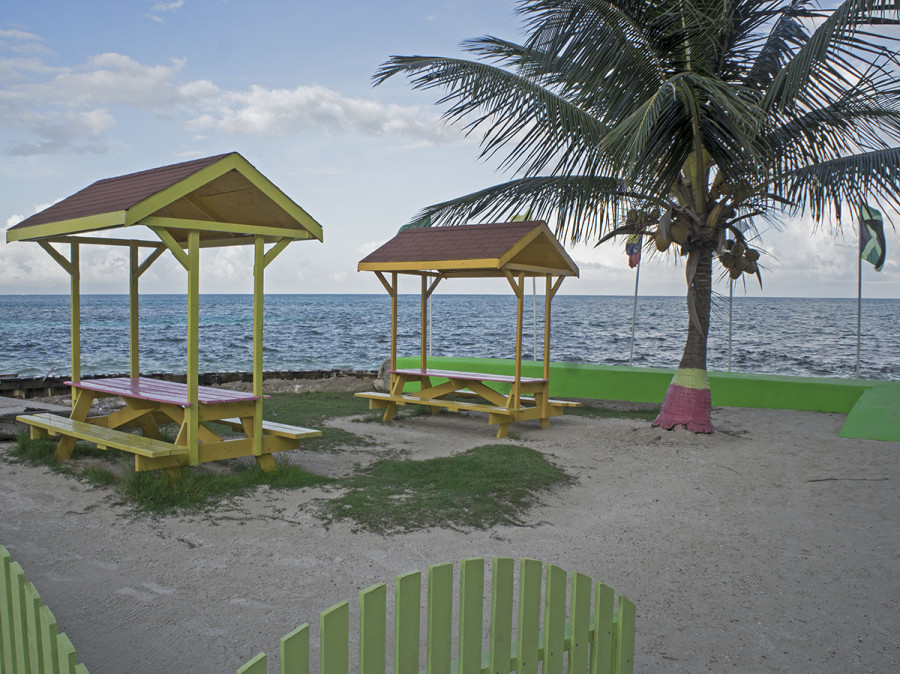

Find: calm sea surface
0;294;897;381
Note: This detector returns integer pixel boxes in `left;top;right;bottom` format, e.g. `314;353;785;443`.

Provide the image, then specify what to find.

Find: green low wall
396;357;900;442
397;356;871;412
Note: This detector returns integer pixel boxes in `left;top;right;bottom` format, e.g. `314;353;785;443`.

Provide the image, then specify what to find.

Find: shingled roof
7;152;323;245
358;221;578;277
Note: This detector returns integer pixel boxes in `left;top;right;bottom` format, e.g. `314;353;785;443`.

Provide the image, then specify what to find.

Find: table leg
58;389;95;460
255;454;277;472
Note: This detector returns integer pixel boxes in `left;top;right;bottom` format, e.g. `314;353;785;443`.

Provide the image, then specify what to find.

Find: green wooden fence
0;546;89;674
238;557;635;674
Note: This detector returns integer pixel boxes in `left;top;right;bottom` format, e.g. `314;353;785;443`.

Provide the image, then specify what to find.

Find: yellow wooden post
186;231;200;465
252;235;265;458
420;274;428;371
70;243;80;404
512;273;524;409
129;242;140;378
543;275;552;380
390;272;398;371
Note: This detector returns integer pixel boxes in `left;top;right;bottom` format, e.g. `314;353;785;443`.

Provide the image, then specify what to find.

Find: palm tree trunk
652;245;714;433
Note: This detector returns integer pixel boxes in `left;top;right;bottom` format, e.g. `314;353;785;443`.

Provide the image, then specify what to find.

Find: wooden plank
10;563;30;674
236;652;267;674
612;597;636;674
320;601;349;674
389;369;548;384
516;559;542;674
359;584;386;674
456;559;484;674
280;624;309;674
591;584;615;674
569;572;592;674
542;564;566;674
393;571;421;674
16;414;186;459
426;563;453;674
489;557;514;674
1;547;17;674
25;582;44;673
354;393;512;416
217;418;322;440
56;633;77;674
40;605;61;674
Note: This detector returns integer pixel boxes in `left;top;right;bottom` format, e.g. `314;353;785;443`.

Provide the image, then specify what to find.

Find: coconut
654;231;670;251
732;242;745;257
719;251;735;268
746;260;758;274
746;248;760;262
670;221;689;244
729;267;742;280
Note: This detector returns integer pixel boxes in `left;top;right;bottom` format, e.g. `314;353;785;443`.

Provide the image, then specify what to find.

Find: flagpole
856;233;862;379
629;260;640;366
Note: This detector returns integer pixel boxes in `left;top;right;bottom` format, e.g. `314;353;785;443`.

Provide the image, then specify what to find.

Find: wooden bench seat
17;413;186;459
357;391;513;416
389;368;548;385
216;417;322;440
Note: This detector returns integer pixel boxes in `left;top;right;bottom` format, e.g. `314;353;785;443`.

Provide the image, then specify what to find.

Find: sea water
0;294;897;381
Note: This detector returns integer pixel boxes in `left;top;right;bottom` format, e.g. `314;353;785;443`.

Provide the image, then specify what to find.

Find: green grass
122;460;332;515
327;444;571;533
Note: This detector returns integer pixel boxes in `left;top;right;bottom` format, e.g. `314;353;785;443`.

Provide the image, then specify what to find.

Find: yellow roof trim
141;216;316;241
6;211;125;243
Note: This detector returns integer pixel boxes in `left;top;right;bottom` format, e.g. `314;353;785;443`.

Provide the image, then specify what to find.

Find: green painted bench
238;557;635;674
1;545;89;674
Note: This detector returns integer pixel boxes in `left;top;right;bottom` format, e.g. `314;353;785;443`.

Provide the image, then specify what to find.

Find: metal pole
629;261;640;366
429;295;432;357
728;279;733;372
857;241;862;378
533;277;538;360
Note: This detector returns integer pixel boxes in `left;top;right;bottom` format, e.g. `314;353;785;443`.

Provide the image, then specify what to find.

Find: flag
859;205;886;271
626;233;642;268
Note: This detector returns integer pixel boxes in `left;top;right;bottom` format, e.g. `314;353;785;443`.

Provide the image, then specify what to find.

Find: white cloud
0;29;457;155
152;0;185;10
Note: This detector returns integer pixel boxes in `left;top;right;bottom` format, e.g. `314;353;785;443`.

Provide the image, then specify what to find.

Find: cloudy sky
1;0;897;299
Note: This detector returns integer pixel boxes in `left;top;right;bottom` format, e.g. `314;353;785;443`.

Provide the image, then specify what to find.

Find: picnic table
18;376;320;477
357;368;578;438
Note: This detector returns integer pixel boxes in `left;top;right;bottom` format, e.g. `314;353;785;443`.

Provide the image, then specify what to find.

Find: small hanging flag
626;233;642;268
859;205;886;271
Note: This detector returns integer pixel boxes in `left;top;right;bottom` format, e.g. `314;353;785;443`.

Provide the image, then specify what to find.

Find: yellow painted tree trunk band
671;367;710;390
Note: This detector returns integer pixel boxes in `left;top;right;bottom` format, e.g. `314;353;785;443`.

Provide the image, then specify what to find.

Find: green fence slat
612;597;635;674
542;565;566;674
456;559;484;674
359;584;386;674
1;547;15;674
426;563;453;674
25;582;45;674
280;623;309;674
73;666;89;674
488;557;514;674
56;634;76;674
10;563;29;674
515;559;542;674
394;571;421;674
39;606;60;674
236;652;267;674
320;601;349;674
590;584;614;674
568;572;592;674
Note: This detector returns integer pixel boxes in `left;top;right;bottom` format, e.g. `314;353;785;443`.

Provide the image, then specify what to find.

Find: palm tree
374;0;900;432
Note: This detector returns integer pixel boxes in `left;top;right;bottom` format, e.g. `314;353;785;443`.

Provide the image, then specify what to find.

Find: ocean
0;294;897;381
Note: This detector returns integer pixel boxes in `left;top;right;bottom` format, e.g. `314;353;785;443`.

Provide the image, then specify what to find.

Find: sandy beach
1;392;897;673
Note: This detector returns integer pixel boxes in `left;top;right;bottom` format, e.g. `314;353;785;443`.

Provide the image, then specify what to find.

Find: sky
0;0;897;299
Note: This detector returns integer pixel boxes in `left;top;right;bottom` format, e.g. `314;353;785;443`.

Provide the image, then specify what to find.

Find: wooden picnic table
18;376;320;476
357;368;578;438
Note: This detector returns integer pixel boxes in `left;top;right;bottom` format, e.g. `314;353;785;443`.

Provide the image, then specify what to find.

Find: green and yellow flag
859;205;886;271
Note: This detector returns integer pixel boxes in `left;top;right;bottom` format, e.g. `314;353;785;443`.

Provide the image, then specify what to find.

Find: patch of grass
327;444;571;533
122;460;333;515
9;433;125;467
264;391;371;426
80;466;118;487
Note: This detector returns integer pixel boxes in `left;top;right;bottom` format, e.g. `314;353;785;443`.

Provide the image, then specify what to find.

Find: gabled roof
358;221;579;277
7;152;323;245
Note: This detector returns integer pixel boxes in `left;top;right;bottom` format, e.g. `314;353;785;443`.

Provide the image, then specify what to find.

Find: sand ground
0;386;897;673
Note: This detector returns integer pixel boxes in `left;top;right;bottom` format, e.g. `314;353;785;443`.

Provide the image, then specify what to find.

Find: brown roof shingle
359;221;539;266
10;153;232;231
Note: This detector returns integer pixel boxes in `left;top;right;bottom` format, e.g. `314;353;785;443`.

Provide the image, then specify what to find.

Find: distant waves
0;294;897;380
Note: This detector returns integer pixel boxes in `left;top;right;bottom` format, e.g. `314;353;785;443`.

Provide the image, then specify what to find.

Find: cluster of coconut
719;240;760;279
